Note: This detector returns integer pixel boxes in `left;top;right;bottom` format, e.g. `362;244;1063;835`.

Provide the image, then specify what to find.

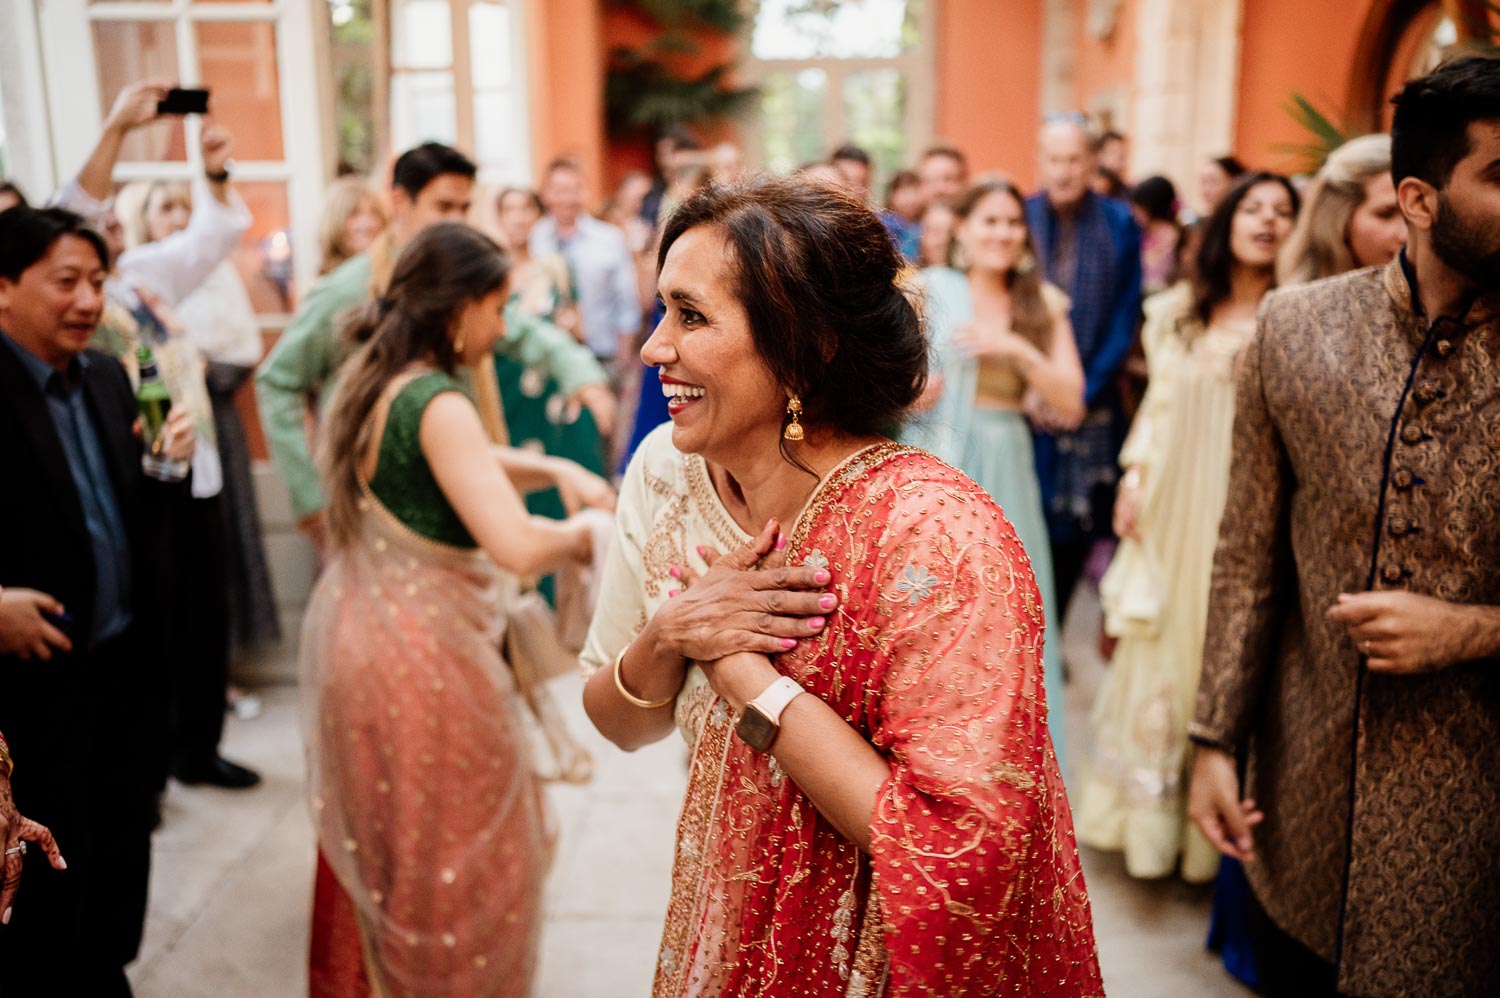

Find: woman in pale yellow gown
1075;173;1299;881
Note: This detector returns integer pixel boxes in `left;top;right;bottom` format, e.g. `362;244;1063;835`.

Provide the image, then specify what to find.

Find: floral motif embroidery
708;700;730;729
830;886;856;980
651;447;1102;997
895;564;939;605
804;549;830;571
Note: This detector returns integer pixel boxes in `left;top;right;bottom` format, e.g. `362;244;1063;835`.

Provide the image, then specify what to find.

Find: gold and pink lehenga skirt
301;505;545;998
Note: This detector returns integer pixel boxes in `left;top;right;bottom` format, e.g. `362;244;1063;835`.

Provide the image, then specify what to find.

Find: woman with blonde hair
317;175;387;275
1277;133;1405;285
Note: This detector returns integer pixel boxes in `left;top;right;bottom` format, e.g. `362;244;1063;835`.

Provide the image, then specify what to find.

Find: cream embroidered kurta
579;423;751;736
1075;282;1251;881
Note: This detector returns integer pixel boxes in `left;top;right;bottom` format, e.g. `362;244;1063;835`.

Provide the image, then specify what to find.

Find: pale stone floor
126;589;1251;997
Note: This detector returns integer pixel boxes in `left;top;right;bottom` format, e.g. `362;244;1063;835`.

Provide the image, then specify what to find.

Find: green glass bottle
137;345;188;481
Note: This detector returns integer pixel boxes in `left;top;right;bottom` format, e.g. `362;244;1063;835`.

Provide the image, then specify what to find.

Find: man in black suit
0;206;193;996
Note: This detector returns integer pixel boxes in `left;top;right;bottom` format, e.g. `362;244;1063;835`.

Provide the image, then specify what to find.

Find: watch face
735;705;776;753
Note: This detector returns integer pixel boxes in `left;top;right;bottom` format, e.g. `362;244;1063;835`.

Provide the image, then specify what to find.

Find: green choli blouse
367;372;476;548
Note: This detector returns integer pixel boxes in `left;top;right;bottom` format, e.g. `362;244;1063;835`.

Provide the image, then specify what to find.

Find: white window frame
740;0;936;178
386;0;533;185
32;0;331;306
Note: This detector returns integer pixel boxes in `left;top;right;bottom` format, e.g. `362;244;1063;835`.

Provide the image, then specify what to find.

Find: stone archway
1349;0;1490;132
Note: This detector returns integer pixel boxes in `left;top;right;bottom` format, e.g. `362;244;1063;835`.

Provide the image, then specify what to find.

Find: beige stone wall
1129;0;1242;211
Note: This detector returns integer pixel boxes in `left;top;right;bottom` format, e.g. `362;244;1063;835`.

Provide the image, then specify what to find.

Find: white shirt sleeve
116;180;252;307
50;178;113;230
176;260;264;368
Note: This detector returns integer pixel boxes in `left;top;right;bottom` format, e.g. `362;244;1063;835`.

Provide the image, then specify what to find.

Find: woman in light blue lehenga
901;178;1086;775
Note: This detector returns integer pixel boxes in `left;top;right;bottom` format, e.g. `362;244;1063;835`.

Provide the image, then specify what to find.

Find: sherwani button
1381;563;1405;584
1388;515;1410;537
1414;383;1440;405
1400;424;1425;444
1392;468;1415;489
1436;339;1454;357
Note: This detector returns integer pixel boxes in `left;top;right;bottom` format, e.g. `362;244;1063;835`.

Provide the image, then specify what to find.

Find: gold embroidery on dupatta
845;883;888;998
652;442;917;997
654;687;736;997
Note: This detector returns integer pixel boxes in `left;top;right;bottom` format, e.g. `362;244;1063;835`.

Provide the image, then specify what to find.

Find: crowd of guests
1;54;1499;998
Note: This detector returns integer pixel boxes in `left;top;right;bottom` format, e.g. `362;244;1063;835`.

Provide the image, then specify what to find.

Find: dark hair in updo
657;175;928;444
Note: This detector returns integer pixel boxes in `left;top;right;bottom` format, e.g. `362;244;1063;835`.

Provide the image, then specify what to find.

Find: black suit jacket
0;342;178;978
0;344;148;646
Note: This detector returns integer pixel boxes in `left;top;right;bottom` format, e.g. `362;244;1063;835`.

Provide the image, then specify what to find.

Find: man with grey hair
1025;116;1142;628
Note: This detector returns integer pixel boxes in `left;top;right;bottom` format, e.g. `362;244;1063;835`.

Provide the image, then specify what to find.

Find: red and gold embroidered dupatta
658;445;1102;997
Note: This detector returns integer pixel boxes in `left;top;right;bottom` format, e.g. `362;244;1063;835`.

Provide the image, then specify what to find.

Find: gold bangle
612;647;674;710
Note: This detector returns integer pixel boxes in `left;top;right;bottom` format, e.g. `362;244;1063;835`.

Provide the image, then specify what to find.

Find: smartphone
157;88;210;116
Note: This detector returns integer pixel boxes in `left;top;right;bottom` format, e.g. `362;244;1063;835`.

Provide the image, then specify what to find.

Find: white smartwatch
734;676;805;753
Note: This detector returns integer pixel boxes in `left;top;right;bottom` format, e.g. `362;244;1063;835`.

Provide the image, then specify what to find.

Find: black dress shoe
173;755;262;789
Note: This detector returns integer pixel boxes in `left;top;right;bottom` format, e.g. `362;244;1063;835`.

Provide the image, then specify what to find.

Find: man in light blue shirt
530;158;641;374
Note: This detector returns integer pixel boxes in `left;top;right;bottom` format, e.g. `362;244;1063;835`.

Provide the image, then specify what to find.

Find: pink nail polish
814;570;830;584
819;595;836;610
669;565;681;578
780;638;797;649
2;907;9;925
695;545;705;558
809;617;825;630
775;534;787;551
668;589;678;598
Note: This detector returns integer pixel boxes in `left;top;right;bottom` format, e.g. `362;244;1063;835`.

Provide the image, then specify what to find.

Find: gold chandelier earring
783;394;804;441
453;334;466;355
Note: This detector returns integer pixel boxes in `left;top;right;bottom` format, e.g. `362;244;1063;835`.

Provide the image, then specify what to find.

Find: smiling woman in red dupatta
582;177;1101;996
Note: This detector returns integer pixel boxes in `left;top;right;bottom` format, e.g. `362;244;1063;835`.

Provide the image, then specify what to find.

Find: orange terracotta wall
528;0;606;187
1234;0;1378;172
934;0;1045;190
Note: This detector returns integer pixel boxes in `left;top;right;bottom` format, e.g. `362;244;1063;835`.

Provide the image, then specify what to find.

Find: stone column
1129;0;1242;209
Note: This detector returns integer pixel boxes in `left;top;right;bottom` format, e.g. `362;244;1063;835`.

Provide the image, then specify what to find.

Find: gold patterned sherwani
1191;258;1500;997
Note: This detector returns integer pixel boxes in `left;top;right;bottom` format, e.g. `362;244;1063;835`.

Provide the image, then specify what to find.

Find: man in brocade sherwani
1188;57;1500;997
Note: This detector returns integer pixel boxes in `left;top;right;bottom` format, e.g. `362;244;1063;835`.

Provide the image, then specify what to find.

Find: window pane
390;70;457;149
197;21;285;161
473;91;519;178
92;21;187;163
469;1;512;90
752;0;917;60
229;181;296;315
392;0;453;69
843;69;907;193
758;69;827;175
